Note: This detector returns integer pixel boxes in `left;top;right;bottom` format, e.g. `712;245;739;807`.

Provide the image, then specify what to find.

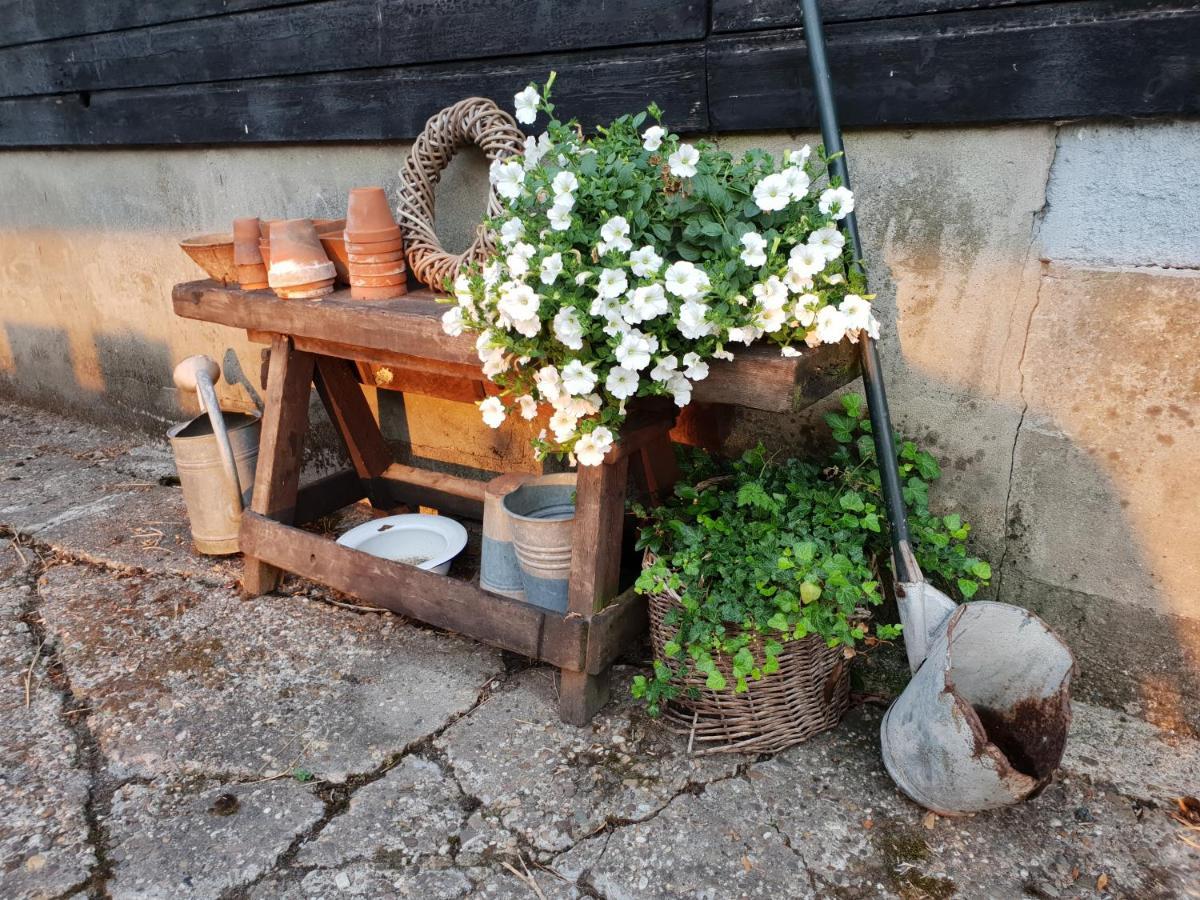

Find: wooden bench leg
560;453;629;725
243;335;315;596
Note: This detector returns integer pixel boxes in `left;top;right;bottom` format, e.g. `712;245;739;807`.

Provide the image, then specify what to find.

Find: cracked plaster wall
0;119;1198;728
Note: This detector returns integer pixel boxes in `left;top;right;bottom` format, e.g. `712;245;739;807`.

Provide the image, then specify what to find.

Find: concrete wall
1;120;1197;732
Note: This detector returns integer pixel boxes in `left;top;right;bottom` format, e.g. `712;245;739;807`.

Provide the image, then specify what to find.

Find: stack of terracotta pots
345;187;407;300
233;217;269;290
267;219;337;300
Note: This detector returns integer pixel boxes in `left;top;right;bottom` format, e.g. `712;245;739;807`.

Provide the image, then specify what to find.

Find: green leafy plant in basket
630;393;991;716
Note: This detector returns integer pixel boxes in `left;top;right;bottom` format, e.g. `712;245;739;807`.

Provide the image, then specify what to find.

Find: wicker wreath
396;97;526;290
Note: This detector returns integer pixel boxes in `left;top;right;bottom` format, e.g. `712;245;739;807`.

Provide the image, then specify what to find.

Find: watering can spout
894;542;958;674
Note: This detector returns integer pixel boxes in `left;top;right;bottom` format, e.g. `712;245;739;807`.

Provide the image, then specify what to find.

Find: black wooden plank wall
0;0;1196;146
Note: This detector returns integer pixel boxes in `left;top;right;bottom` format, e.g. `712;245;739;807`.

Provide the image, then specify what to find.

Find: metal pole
800;0;913;580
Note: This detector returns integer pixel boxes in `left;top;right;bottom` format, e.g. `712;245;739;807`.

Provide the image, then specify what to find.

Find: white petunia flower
605;366;639;400
505;242;536;278
840;294;879;339
824;272;846;285
480;396;507;428
681;352;709;381
498;280;538;322
552;307;585;350
753;172;791;212
815;304;850;343
789;243;826;279
574;271;592;286
514;85;540;124
808;225;845;262
629;245;663;278
649;355;678;383
599;216;632;255
818;186;855;220
780;346;801;358
547;203;572;231
517;394;539;420
740;231;768;267
664;260;703;299
794;293;820;327
713;345;735;361
782;268;814;294
726;325;762;346
642;125;666;151
535;366;562;404
540;252;563;285
441;306;465;336
561;359;598;395
522;132;551;170
491;161;525;201
482;262;501;287
623;283;669;324
499;218;525;246
574;427;614;466
752;275;789;310
676;300;714;339
552;171;579;196
783;146;812;166
549;407;579;443
476;330;498;361
667;373;692;407
781;166;811;200
596;268;628;299
757;303;788;333
667;144;700;178
614;329;656;371
510;316;540;338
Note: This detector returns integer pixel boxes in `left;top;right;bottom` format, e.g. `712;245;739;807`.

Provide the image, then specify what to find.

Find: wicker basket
645;550;850;754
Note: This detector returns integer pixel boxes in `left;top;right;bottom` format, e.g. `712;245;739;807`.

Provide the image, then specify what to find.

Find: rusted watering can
167;355;260;555
799;0;1075;816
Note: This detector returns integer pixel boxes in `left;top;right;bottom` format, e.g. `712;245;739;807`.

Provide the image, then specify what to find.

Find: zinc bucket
880;601;1075;816
502;473;576;613
167;412;261;555
481;473;532;600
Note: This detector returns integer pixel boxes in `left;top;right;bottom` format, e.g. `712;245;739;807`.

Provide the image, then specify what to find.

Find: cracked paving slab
105;778;324;899
251;861;580;899
36;563;505;782
436;667;747;855
0;579;95;899
556;705;1200;899
297;755;467;870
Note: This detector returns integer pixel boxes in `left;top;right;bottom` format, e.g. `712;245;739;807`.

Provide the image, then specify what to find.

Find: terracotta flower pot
236;261;270;290
347;249;406;264
349;272;407;287
349;259;407;277
180;233;237;284
318;232;351;284
268;219;335;290
345;236;405;255
345;187;401;243
351;283;407;301
276;277;335;300
233;217;264;267
258;238;271;268
313;218;346;234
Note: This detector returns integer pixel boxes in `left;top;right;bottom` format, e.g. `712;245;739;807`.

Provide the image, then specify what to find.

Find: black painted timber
709;0;1200;130
0;0;1196;146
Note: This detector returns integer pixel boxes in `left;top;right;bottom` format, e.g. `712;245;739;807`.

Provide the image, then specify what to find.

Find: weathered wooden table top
173;280;859;412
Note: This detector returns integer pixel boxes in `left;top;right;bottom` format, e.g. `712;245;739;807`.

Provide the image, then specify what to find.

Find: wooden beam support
313;355;393;482
240;511;588;670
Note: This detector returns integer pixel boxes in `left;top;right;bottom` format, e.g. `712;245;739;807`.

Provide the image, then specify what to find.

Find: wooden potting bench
172;280;858;723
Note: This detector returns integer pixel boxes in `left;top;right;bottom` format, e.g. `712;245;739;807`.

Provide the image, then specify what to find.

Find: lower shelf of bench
240;509;646;675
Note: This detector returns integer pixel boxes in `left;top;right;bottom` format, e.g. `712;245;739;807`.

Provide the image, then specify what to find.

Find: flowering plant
442;75;880;465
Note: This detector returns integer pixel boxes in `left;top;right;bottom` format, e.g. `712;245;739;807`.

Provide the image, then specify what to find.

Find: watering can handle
800;0;915;583
174;355;245;513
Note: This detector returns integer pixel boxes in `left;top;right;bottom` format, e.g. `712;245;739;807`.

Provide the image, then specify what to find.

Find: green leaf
839;492;865;512
631;675;648;698
766;612;789;631
957;578;979;599
705;671;728;691
943;513;962;532
663;640;681;658
861;512;881;532
800;582;822;604
971;560;992;580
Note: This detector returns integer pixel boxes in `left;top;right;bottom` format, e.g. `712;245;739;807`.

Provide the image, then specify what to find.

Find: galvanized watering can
800;0;1076;815
168;355;260;555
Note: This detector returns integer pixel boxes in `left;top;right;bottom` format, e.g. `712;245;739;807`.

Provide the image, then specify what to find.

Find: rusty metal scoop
800;0;1075;815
